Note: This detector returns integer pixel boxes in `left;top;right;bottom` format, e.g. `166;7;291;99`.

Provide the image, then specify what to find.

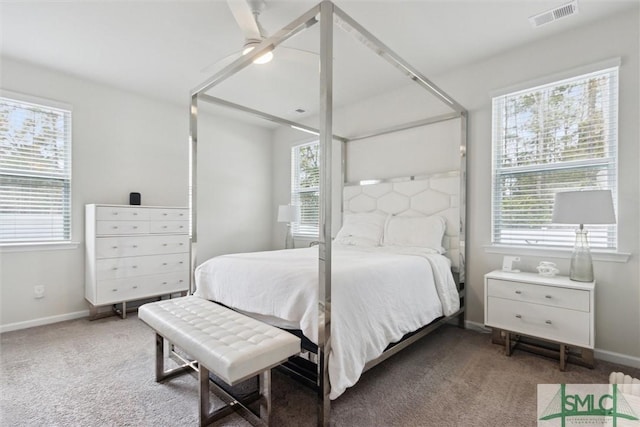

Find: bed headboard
343;170;460;271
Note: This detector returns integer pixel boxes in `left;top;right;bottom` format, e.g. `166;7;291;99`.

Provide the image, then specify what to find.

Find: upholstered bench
138;296;301;426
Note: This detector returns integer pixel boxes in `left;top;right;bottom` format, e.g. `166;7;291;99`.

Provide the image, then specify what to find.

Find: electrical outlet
34;285;45;299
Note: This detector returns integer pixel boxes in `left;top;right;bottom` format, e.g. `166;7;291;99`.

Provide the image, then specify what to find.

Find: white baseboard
595;348;640;369
0;310;89;333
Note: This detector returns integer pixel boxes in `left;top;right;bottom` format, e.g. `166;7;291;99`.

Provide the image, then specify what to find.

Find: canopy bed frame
188;2;467;425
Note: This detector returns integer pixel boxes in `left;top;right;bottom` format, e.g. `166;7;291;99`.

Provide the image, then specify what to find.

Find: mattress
194;244;460;399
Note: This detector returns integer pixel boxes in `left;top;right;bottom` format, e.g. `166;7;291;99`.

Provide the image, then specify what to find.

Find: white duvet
194;244;460;399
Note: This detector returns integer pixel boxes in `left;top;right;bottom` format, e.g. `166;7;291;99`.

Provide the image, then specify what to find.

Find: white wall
195;104;273;263
438;8;639;362
0;58;273;330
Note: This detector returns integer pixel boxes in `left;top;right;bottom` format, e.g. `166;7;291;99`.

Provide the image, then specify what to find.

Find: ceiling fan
202;0;317;73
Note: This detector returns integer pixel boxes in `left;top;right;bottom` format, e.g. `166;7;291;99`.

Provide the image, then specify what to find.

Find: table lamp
277;205;297;249
552;190;616;282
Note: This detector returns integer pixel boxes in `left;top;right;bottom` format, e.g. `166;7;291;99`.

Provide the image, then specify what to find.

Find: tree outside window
492;66;618;248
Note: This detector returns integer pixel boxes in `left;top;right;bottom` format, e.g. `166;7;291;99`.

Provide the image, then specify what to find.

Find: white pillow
335;213;387;247
383;215;446;253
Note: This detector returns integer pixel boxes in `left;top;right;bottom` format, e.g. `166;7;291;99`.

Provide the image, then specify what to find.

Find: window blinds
0;96;72;243
291;141;319;238
491;66;618;249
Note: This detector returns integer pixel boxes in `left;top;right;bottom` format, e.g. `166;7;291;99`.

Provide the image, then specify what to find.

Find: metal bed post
318;2;334;426
458;112;468;328
189;94;198;295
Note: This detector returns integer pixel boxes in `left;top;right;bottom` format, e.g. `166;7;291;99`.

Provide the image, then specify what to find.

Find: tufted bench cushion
139;296;300;385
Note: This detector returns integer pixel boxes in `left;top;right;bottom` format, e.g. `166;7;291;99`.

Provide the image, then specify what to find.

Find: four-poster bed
188;1;467;425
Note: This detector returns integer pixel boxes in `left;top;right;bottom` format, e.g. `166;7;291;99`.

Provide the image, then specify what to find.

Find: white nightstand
484;270;595;370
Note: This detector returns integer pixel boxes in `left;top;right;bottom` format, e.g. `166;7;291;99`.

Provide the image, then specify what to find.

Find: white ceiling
1;0;636;122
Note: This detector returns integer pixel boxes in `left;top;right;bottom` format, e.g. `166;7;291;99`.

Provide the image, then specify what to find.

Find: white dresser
484;270;595;370
85;204;190;318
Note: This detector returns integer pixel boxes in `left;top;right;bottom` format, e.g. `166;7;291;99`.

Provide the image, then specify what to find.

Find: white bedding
194;244;460;399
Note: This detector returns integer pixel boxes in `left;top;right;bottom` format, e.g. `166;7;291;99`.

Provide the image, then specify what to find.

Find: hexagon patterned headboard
343;171;460;271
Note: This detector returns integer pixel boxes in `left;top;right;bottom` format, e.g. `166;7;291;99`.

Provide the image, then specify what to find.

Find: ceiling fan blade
227;0;261;41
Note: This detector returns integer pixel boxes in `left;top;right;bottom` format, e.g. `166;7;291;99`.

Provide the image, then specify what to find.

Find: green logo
539;384;639;426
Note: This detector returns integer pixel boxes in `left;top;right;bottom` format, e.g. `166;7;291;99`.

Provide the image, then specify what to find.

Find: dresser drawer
96;272;188;304
96;206;149;221
96;253;189;280
149;220;189;234
487;296;591;348
487;278;590;312
149;209;189;221
95;235;189;258
96;220;149;236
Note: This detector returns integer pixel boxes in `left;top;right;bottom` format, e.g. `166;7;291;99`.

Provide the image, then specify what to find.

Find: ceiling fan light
253;50;273;64
242;43;273;65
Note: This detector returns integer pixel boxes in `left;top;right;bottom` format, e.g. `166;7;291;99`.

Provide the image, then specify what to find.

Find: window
492;66;618;249
0;93;72;244
291;141;319;238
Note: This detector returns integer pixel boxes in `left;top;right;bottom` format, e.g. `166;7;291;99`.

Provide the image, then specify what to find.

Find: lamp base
285;225;295;250
569;229;593;282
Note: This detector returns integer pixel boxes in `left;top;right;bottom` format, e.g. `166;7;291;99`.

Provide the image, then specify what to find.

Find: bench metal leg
153;333;273;426
259;370;271;424
198;364;272;427
155;333;193;382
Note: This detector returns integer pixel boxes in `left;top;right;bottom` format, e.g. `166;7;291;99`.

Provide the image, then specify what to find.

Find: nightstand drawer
487;297;591;348
487;278;590;312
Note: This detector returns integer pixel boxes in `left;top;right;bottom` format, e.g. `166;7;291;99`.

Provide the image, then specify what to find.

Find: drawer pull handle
515;290;522;294
179;280;184;283
113;226;118;229
163;243;168;246
179;243;184;246
545;320;552;325
133;226;138;229
180;213;184;216
112;288;118;292
133;245;138;248
113;212;118;215
112;246;118;249
179;261;183;264
162;262;167;266
545;295;552;299
162;282;168;285
515;314;522;319
112;267;118;270
163;213;168;216
133;285;138;289
179;225;184;229
133;213;138;216
132;265;137;269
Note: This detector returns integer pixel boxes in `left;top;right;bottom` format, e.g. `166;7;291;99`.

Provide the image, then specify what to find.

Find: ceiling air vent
529;0;579;28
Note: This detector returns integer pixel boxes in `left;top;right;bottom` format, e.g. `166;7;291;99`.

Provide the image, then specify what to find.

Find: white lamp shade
277;205;298;223
552;190;616;225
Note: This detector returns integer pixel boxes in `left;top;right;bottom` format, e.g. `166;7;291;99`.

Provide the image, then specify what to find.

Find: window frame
490;63;619;251
0;90;73;246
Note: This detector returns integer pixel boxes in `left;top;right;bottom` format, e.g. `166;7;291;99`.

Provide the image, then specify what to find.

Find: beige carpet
1;315;638;426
